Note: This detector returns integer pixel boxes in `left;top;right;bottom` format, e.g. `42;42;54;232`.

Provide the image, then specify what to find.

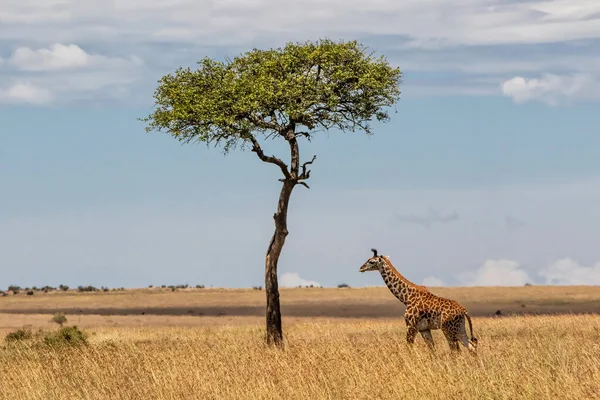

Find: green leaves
142;39;401;152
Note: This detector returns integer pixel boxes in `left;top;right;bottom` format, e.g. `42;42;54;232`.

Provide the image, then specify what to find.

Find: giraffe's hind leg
443;329;460;352
419;329;435;350
442;322;461;352
457;321;477;354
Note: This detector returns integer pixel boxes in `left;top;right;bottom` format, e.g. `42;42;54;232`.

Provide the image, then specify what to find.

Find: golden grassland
1;287;599;399
1;316;599;399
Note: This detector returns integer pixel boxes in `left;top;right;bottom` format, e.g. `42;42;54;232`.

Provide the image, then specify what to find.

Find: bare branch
299;155;317;180
247;135;291;179
298;182;310;189
295;131;313;141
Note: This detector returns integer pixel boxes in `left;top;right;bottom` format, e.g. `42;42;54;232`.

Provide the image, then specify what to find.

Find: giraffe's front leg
406;325;417;344
405;315;418;345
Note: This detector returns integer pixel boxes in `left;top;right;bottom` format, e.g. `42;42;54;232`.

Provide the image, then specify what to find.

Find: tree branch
299;155;317;180
248;135;291;179
295;131;312;141
298;182;310;189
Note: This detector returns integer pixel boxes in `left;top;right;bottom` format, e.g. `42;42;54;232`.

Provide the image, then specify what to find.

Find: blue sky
2;0;600;288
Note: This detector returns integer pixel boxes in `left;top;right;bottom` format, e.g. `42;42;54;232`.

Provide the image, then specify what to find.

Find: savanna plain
1;286;599;399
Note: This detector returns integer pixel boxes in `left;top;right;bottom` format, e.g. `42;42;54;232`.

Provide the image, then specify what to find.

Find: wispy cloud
3;175;600;287
505;215;526;230
3;0;600;47
394;208;459;228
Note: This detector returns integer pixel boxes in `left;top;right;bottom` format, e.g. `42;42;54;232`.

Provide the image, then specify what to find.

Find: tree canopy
142;39;401;155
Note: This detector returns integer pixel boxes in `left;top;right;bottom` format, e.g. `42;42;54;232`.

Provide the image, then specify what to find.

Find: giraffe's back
409;291;468;328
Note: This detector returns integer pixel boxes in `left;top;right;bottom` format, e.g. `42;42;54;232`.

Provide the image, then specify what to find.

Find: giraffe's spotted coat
359;250;478;353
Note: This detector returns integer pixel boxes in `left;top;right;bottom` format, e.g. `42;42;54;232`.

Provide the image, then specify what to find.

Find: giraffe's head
359;248;387;272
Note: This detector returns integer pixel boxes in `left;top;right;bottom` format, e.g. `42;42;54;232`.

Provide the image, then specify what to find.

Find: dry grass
2;287;599;323
1;287;599;399
3;286;600;311
1;315;599;399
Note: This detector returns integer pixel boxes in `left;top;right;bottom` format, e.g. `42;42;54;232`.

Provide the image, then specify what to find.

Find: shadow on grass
1;301;598;318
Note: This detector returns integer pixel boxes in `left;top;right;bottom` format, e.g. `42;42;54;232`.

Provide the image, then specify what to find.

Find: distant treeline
1;283;351;296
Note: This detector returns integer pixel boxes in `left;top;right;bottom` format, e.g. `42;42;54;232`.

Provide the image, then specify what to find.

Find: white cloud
539;258;600;285
0;43;145;105
0;2;599;104
0;82;53;104
280;272;321;288
502;73;600;105
422;276;445;287
10;44;90;71
462;259;530;286
427;257;600;287
8;43;144;72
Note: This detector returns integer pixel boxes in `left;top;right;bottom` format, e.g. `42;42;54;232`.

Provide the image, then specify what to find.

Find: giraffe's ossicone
359;248;478;353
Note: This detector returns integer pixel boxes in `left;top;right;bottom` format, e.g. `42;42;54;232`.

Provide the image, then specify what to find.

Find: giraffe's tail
466;314;477;345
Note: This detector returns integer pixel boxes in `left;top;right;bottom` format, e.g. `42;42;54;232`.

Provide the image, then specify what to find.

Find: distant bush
5;328;33;343
77;285;98;292
43;326;87;348
195;285;205;289
161;285;166;288
337;283;350;288
0;291;6;297
101;286;109;292
51;312;67;327
8;285;21;293
525;283;533;287
42;285;56;292
148;285;154;288
26;290;34;296
59;284;69;292
252;286;263;291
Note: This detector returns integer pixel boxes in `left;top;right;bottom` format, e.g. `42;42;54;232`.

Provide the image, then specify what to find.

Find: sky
2;0;600;289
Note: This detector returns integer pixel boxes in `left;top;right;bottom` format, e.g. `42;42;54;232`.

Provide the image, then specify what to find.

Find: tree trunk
264;179;296;346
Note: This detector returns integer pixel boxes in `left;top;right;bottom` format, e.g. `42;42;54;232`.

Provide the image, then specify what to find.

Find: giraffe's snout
359;259;378;272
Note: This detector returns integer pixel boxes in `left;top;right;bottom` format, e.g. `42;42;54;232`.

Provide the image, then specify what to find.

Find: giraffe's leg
457;322;478;355
406;326;418;345
405;314;418;345
442;327;460;352
419;329;435;351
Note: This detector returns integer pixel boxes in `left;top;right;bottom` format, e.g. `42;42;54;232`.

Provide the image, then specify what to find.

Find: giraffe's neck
379;257;421;305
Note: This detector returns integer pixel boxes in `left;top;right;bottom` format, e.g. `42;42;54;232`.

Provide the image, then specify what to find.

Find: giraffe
359;248;478;353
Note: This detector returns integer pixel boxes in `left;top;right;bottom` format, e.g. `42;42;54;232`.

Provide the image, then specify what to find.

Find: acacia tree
142;39;401;346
